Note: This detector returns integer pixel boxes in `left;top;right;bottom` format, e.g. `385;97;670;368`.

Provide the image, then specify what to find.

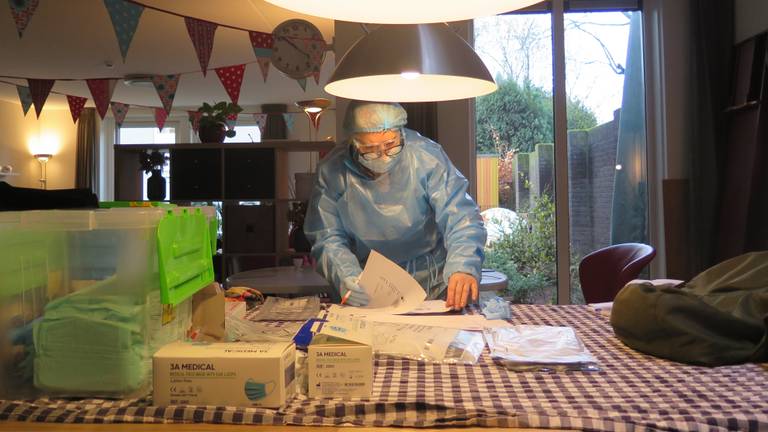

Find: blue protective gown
304;129;487;299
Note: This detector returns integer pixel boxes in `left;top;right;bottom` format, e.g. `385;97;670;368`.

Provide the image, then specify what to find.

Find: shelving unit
113;140;337;281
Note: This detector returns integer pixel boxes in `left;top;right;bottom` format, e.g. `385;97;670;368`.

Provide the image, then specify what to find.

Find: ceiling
0;0;336;111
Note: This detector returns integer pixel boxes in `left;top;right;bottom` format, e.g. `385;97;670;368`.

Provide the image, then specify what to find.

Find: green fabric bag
611;251;768;366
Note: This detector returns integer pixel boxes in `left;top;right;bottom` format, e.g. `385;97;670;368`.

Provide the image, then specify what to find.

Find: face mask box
308;314;373;398
153;341;296;408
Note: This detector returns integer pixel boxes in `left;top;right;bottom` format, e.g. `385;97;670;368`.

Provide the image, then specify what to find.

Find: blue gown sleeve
304;163;363;291
426;148;487;284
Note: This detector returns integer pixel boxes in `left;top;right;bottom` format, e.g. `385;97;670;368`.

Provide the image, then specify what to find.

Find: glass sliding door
474;0;646;304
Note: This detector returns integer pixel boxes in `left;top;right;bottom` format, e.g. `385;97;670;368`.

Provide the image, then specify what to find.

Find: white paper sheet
327;304;511;331
358;250;427;314
403;300;452;314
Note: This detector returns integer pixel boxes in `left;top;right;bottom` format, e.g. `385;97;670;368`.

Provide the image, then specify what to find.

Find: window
223;124;262;143
117;124;176;201
474;0;646;304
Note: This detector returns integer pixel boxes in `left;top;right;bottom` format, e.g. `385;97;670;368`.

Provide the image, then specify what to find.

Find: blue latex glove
341;276;369;306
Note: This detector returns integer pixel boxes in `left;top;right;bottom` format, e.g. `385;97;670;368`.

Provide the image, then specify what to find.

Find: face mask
358;152;400;174
244;379;275;400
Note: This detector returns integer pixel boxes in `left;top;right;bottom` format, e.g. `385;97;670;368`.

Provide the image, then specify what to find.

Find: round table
226;267;508;301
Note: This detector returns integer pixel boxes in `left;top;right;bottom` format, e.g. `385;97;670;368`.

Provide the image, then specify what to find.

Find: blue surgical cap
343;101;408;133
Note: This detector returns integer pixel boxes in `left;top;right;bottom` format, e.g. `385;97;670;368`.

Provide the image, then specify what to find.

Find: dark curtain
687;0;733;274
75;108;98;192
402;102;439;142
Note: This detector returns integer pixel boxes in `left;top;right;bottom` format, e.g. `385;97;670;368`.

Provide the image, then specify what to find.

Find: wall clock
271;19;327;80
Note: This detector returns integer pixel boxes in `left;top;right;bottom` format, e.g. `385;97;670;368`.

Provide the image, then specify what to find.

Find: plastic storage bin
0;206;214;399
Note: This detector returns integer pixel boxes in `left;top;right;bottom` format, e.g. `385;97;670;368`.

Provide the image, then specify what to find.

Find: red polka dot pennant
154;107;168;131
66;95;88;124
110;102;130;127
215;64;246;105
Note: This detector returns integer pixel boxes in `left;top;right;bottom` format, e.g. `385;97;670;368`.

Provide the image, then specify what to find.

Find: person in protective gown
304;101;487;310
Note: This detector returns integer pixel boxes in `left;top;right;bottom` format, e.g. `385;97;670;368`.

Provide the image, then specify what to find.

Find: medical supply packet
226;314;304;342
153;341;296;408
483;326;599;372
248;296;321;321
319;310;485;364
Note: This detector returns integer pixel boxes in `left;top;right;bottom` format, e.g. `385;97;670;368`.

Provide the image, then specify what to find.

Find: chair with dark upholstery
578;243;656;303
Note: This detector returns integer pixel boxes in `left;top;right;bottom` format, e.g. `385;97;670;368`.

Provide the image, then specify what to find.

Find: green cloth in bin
33;277;150;396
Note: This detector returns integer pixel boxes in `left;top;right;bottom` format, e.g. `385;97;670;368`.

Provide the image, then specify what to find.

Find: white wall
0;99;78;190
735;0;768;43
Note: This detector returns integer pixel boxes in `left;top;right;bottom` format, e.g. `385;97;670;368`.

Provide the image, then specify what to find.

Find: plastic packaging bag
484;325;599;372
248;296;320;321
225;314;303;342
373;322;485;364
478;292;511;320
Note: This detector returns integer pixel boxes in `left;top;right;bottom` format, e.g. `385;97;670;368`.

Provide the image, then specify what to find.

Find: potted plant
197;102;243;143
139;150;169;201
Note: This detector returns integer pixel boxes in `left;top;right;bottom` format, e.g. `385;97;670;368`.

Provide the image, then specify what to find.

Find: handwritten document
358;250;427;314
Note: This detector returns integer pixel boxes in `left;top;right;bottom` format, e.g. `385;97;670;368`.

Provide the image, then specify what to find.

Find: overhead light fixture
123;74;154;87
264;0;543;24
325;24;497;102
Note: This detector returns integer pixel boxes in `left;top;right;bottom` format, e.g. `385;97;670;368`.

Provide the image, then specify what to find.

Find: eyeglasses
353;137;403;161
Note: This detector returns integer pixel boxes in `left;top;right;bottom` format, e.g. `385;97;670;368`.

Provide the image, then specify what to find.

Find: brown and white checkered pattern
2;305;767;430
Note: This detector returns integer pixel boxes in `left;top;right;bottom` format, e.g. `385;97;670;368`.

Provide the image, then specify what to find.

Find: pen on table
340;290;352;305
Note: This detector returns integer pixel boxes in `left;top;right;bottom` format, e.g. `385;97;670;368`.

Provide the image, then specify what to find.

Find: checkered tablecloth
2;305;767;431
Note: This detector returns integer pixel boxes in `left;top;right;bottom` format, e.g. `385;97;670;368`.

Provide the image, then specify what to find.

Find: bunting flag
215;64;245;105
282;113;295;132
311;70;321;86
253;113;267;131
110;101;129;127
86;79;118;119
151;74;180;114
188;110;202;133
16;85;32;116
225;112;237;130
154;107;168;131
184;17;217;76
66;95;88;124
103;0;144;62
27;78;54;118
256;57;270;82
296;77;307;92
248;31;274;58
8;0;39;37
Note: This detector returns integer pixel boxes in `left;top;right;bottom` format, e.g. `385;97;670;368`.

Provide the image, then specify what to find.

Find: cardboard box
308;312;373;398
153;341;296;408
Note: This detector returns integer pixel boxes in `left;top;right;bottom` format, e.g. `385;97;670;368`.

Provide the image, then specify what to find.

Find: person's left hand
445;272;478;310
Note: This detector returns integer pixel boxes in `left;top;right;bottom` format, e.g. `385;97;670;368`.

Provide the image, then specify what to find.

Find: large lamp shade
325;24;497;102
264;0;543;24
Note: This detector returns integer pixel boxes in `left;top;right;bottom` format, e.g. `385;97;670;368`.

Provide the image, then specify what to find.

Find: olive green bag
611;251;768;366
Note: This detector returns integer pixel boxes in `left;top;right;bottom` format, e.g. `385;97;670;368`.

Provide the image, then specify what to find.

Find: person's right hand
341;276;369;306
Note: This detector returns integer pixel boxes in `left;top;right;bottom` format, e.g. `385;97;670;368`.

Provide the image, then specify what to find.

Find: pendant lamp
264;0;543;24
325;23;497;102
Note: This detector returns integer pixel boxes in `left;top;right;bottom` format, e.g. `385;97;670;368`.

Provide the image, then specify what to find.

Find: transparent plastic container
0;207;213;399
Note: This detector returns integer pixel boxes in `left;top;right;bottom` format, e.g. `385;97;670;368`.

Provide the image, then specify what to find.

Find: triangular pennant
283;113;295;132
86;79;118;119
225;112;237;130
252;113;267;131
16;85;32;116
256;57;270;82
27;78;54;118
188;110;202;133
151;74;180;114
8;0;39;37
103;0;144;62
296;77;307;92
215;64;245;105
248;31;274;58
184;17;217;76
154;107;168;131
110;102;129;127
66;95;88;124
312;70;321;85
